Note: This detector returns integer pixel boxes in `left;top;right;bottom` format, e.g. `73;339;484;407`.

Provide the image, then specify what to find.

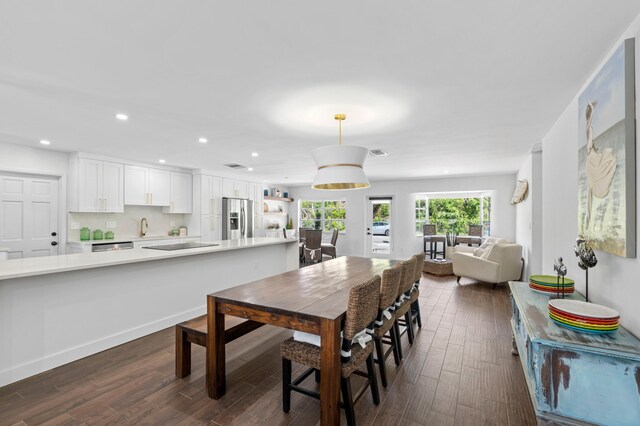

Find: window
415;194;491;236
300;200;347;232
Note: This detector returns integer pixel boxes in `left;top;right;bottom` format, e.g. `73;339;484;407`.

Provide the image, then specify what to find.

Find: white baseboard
0;306;205;387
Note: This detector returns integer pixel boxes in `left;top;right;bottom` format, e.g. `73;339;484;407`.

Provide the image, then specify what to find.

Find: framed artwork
577;38;636;258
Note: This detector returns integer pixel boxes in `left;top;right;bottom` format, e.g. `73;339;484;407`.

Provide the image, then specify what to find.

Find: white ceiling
1;1;639;185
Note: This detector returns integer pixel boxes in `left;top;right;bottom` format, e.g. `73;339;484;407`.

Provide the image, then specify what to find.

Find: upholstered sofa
451;237;524;290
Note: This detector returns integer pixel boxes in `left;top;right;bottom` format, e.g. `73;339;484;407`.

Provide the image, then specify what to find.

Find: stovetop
142;242;219;251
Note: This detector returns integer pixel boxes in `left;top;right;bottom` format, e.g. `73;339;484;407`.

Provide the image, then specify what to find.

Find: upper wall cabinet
124;165;171;206
222;178;249;199
162;171;192;214
68;157;124;212
200;175;223;215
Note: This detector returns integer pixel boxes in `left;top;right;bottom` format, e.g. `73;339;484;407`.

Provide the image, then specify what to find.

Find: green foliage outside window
415;197;491;236
300;200;346;232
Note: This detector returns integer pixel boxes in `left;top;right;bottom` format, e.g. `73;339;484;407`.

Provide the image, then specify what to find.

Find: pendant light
311;114;370;190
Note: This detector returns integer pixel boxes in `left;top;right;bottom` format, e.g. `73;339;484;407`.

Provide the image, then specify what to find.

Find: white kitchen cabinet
163;171;192;213
124;165;171;206
200;215;222;242
222;178;248;199
70;158;124;212
200;175;223;215
254;183;265;216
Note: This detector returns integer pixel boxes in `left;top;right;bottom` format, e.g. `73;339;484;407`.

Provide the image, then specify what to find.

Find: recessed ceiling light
158;159;166;164
443;170;449;174
40;140;51;145
115;113;128;121
251;152;258;157
198;137;208;143
248;167;254;171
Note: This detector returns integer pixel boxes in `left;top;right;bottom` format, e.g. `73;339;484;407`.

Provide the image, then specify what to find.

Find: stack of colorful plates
529;274;575;295
548;299;620;334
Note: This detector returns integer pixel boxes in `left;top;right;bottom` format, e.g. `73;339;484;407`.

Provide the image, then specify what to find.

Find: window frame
299;199;347;234
415;192;492;237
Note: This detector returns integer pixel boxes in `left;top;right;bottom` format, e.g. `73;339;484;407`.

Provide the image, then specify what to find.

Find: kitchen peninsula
0;237;298;387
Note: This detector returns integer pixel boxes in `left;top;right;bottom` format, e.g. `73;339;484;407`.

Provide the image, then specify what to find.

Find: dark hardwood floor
0;274;537;425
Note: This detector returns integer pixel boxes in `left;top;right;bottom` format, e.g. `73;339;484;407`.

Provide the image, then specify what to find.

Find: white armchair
451;241;524;290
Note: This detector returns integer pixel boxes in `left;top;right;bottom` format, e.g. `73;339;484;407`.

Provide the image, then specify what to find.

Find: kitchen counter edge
0;237;298;281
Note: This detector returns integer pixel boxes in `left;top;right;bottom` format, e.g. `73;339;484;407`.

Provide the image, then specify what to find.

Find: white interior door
366;196;393;258
0;174;59;259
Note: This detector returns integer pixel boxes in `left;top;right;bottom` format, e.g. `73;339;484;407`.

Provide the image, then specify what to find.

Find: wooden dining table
206;255;399;425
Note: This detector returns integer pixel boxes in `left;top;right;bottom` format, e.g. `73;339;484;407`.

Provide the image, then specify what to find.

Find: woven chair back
330;228;339;246
398;257;417;296
413;252;425;282
423;224;436;236
380;263;402;309
343;275;381;340
468;224;483;237
304;229;322;249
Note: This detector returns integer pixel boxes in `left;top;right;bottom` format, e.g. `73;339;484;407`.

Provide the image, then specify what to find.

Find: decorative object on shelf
179;226;188;236
284;192;288;198
311;113;370;190
80;227;90;241
105;231;114;240
548;299;619;334
170;229;180;236
276;188;281;198
92;229;103;240
574;238;597;302
578;38;636;258
510;179;528;204
264;189;269;197
528;274;575;295
263;202;268;212
267;221;280;230
287;217;293;229
553;257;568;299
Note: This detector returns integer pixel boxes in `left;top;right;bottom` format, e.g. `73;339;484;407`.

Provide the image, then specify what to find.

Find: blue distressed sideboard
509;281;640;425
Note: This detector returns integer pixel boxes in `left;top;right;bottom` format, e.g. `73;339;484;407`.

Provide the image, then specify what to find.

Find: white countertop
67;235;201;245
0;237;297;281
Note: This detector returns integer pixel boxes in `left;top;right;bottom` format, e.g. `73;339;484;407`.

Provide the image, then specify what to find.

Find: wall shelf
264;212;287;216
264;196;294;202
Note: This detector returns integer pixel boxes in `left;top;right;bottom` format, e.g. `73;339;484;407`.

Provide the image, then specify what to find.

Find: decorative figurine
553;257;568;299
574;238;598;302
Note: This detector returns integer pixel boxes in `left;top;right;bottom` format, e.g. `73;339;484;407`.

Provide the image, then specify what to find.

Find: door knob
51;232;57;236
51;241;58;246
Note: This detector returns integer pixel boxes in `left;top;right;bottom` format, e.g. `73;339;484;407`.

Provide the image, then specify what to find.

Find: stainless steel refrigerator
222;198;254;239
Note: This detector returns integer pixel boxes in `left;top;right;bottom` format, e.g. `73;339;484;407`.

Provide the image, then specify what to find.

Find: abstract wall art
578;38;636;258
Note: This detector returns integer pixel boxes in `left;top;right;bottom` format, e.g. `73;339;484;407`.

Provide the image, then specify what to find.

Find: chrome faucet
140;217;149;237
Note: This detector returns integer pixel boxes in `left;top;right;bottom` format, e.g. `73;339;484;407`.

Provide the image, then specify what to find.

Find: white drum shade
311;145;370;190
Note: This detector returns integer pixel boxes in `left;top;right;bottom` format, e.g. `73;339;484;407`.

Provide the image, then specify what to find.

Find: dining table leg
320;317;342;425
206;295;226;399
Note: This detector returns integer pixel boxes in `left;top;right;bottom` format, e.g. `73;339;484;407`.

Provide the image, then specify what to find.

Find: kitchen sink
143;242;219;251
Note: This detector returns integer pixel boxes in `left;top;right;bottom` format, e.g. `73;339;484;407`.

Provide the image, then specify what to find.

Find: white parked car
372;221;390;236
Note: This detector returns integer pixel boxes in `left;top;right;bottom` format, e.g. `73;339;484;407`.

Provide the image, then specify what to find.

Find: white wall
288;173;517;260
0;141;69;176
542;13;640;337
515;151;542;278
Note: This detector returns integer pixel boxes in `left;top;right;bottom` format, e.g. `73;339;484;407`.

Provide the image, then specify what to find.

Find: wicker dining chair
281;275;382;425
371;263;403;387
321;228;339;260
394;257;418;349
409;252;425;329
303;229;322;264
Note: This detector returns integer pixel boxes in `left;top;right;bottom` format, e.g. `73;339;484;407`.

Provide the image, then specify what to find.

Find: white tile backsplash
68;206;189;241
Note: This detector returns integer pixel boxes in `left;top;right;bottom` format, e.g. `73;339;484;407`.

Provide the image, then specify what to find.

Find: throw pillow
480;243;495;260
